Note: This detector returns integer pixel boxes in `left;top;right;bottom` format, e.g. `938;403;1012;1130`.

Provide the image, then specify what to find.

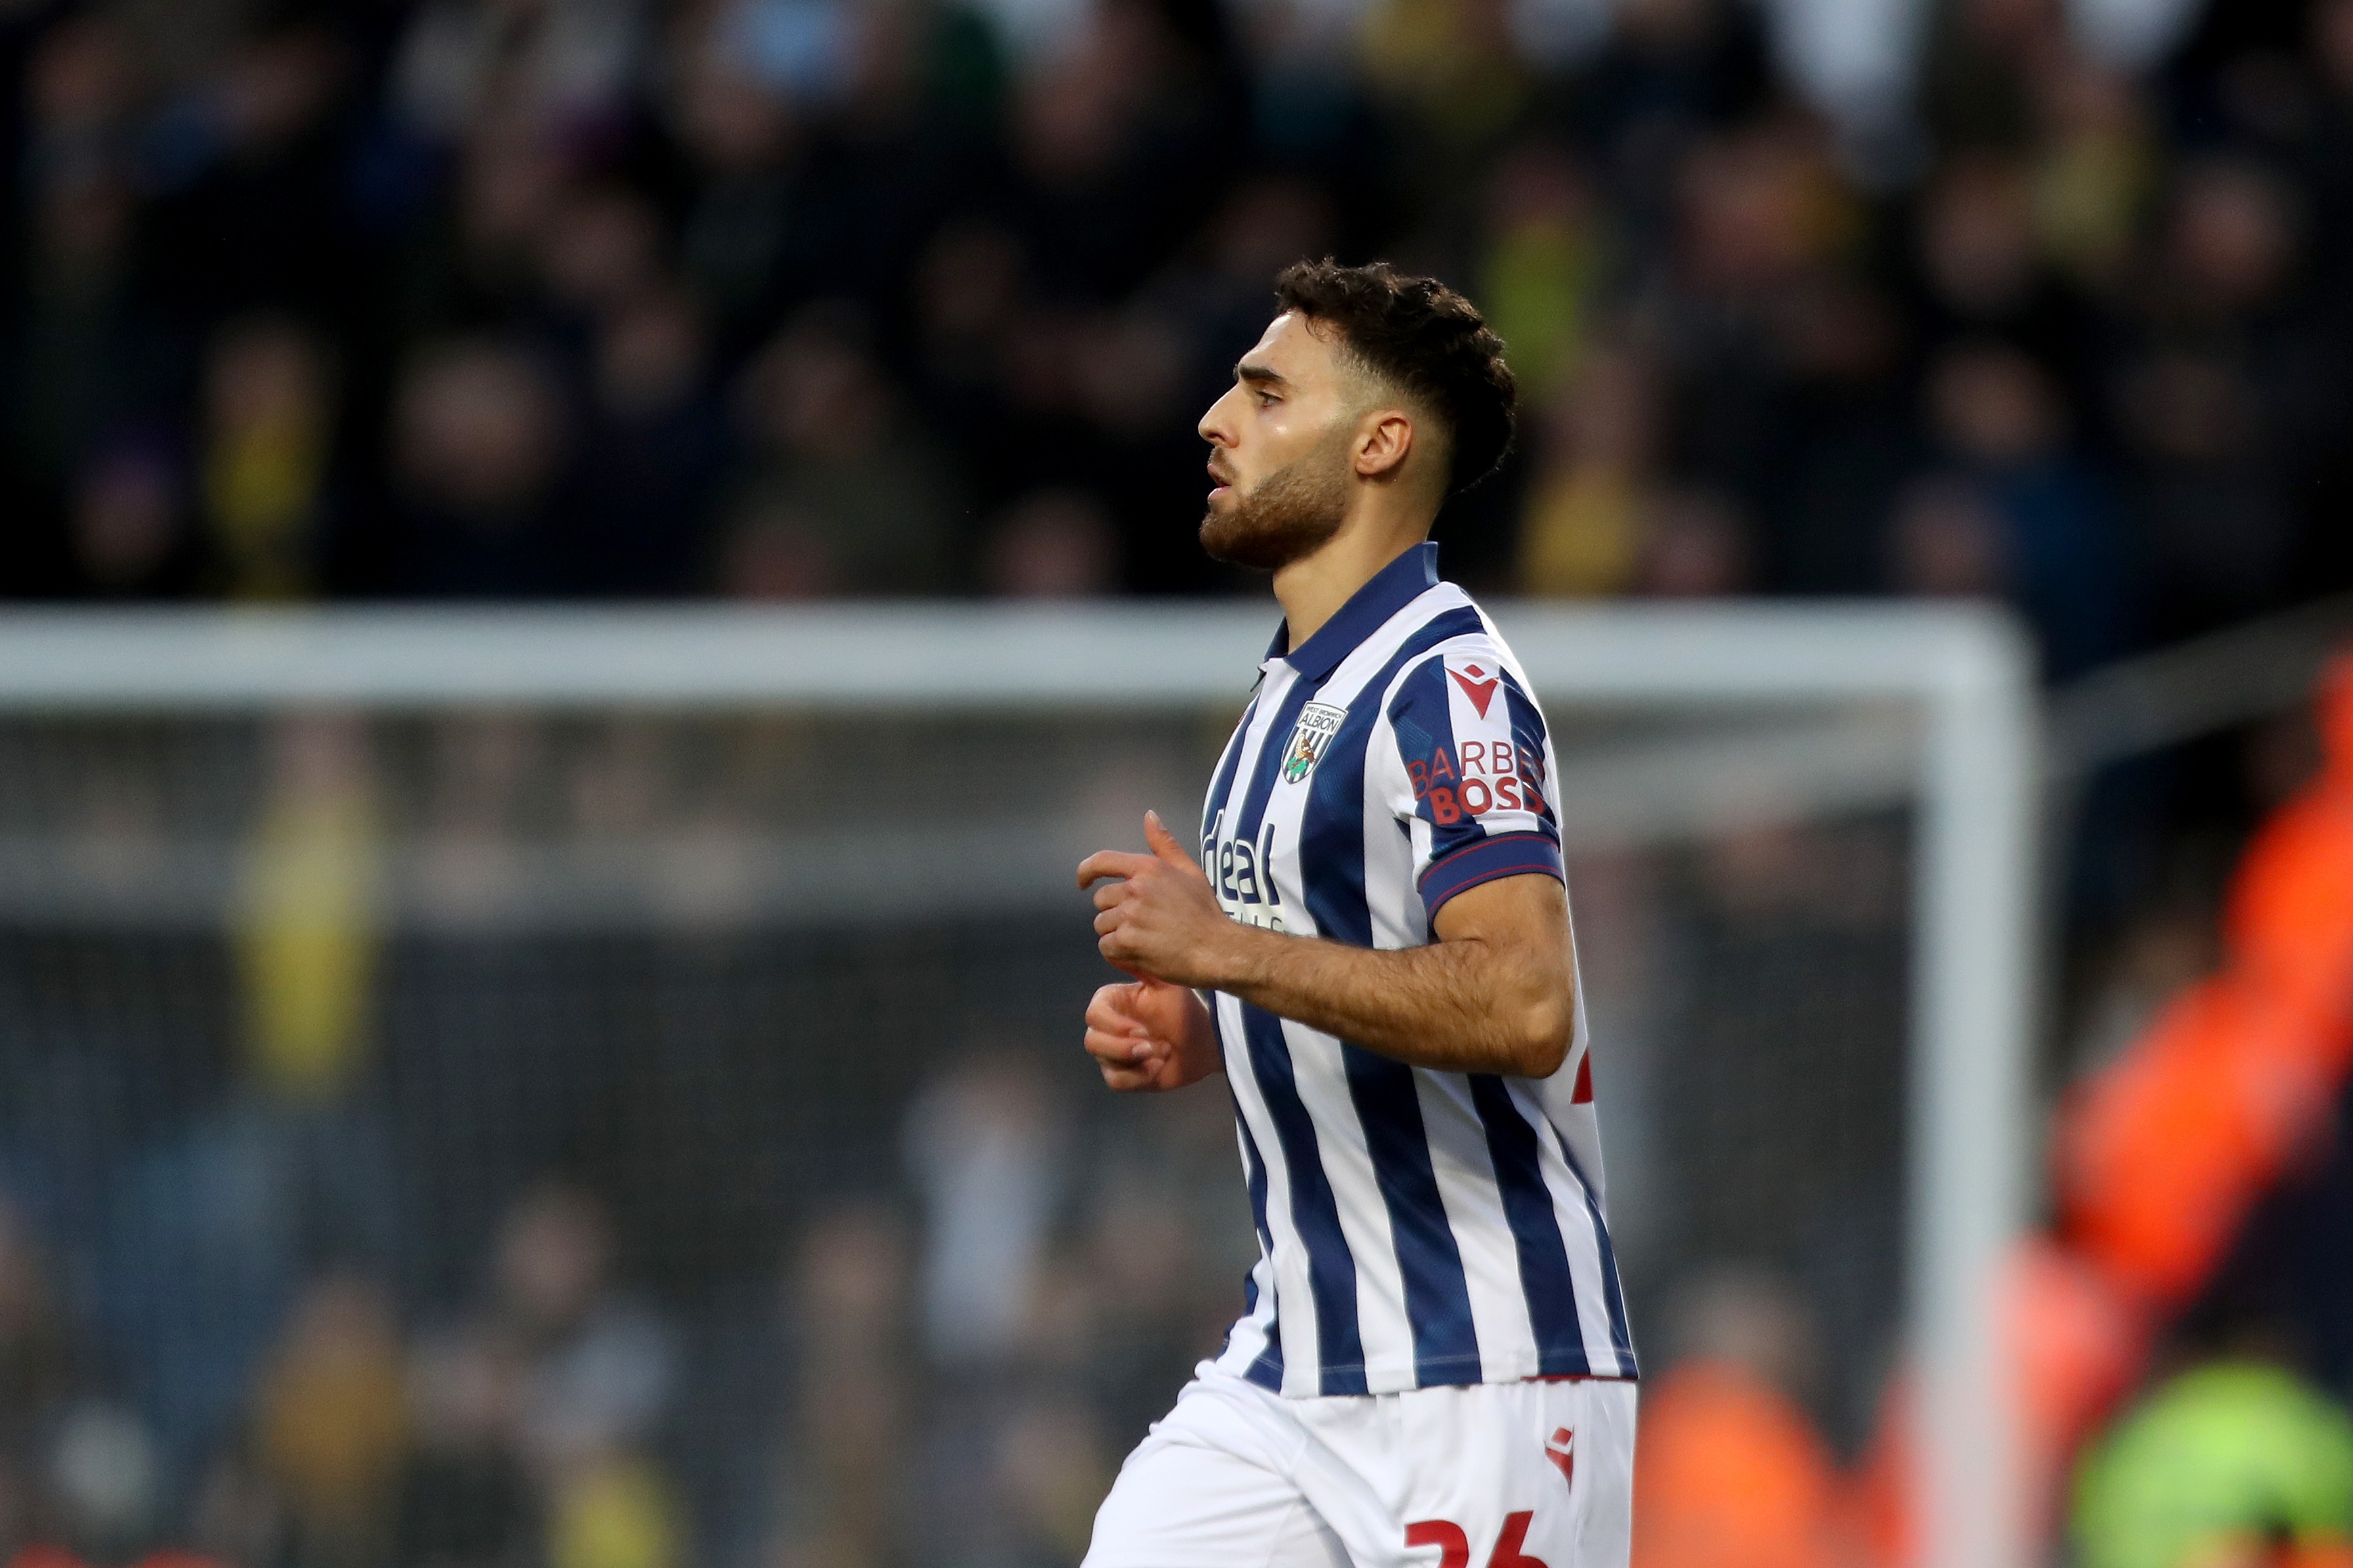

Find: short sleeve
1383;646;1564;923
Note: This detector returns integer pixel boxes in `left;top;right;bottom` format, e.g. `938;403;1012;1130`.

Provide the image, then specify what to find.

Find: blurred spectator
253;1276;408;1568
1076;1173;1208;1447
982;487;1119;597
2029;56;2154;293
1910;153;2091;388
8;160;141;550
2069;896;2218;1079
1357;0;1536;171
196;316;338;599
722;307;956;597
2073;1353;2353;1568
412;713;538;930
906;217;1031;505
1635;485;1750;596
1920;0;2065;158
716;505;831;599
2111;157;2338;640
1887;473;2009;598
534;183;666;339
1760;278;1913;592
45;1401;161;1563
1516;343;1663;597
1661;118;1860;526
385;339;571;596
989;1398;1114;1565
1631;1271;1842;1568
1476;140;1604;406
1557;0;1767;281
188;1437;290;1568
481;1183;675;1475
392;119;571;345
1910;339;2131;676
67;433;185;596
393;0;645;154
137;22;357;331
567;292;729;595
766;1206;910;1568
545;1453;677;1568
6;12;144;578
663;18;833;358
397;1332;537;1568
232;714;382;1105
1000;0;1222;306
901;1056;1067;1367
0;1208;83;1548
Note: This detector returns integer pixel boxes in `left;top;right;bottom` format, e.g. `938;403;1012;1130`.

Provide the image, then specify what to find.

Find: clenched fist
1076;811;1237;989
1081;975;1221;1091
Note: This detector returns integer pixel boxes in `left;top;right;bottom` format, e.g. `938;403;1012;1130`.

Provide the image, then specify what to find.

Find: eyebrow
1235;360;1290;389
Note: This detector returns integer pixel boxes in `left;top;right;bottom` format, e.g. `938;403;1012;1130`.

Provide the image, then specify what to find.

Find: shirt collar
1262;542;1443;683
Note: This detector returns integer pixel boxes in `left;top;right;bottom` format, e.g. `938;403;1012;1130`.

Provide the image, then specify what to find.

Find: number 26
1403;1510;1547;1568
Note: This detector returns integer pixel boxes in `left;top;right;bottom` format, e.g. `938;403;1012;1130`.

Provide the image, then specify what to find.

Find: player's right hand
1083;976;1221;1092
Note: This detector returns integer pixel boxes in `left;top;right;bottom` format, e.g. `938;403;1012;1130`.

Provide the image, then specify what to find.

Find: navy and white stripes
1203;542;1638;1398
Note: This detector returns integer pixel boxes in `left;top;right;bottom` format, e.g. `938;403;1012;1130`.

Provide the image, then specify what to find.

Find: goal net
0;603;2034;1568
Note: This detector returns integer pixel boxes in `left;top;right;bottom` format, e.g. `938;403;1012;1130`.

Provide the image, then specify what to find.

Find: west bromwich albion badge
1280;703;1347;784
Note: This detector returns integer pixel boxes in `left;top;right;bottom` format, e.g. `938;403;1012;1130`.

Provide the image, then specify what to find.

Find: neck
1272;506;1434;649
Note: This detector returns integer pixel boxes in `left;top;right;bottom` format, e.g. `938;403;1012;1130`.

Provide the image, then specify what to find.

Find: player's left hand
1078;811;1236;988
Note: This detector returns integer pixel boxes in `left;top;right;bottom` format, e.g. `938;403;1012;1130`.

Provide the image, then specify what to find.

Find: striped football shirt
1202;541;1638;1397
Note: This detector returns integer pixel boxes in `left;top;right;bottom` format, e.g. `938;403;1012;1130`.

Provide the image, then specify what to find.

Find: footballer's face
1197;311;1358;571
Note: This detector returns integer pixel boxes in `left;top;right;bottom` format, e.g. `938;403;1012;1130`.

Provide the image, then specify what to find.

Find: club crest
1280;703;1347;784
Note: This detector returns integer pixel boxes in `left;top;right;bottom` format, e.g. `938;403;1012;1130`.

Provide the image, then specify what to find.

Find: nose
1198;383;1242;448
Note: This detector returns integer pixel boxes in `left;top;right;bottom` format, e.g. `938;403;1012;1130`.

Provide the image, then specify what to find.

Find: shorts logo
1279;703;1346;785
1546;1427;1575;1488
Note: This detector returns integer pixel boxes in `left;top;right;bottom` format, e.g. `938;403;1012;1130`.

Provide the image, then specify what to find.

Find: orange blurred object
2058;657;2353;1309
1632;1358;1844;1568
2223;663;2353;1022
2059;977;2337;1305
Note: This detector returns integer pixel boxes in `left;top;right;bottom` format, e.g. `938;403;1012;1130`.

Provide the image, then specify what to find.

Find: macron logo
1547;1426;1575;1488
1448;663;1499;718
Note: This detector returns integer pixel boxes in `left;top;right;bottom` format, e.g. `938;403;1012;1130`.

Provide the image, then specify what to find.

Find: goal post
0;601;2036;1568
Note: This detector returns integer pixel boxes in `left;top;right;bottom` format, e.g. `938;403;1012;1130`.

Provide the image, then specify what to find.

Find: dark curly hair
1272;259;1518;499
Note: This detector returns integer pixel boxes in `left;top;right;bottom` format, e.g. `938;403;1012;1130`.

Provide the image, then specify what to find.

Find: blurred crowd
0;0;2344;668
0;1024;1256;1568
0;707;1263;1568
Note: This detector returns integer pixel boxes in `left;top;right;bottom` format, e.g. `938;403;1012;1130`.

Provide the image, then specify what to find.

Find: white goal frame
0;601;2038;1568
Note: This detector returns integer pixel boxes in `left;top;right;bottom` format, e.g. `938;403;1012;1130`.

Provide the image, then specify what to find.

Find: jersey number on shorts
1403;1511;1546;1568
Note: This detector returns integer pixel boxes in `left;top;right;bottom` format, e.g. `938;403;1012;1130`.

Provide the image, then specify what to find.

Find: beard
1199;438;1350;571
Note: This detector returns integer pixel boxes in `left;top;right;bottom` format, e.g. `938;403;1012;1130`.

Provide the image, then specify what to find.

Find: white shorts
1082;1362;1635;1568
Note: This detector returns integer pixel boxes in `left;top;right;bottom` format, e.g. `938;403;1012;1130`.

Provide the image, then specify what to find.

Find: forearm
1202;923;1568;1077
1082;819;1574;1079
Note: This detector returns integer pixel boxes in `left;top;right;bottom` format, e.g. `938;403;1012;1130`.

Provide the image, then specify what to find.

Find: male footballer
1076;259;1637;1568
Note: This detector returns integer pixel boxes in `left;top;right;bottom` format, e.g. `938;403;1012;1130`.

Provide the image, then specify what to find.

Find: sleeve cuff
1418;832;1565;921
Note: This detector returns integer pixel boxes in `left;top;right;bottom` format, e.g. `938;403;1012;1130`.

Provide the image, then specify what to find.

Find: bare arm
1079;813;1575;1080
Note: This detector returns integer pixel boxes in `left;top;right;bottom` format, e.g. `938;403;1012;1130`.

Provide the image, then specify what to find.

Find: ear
1352;408;1417;483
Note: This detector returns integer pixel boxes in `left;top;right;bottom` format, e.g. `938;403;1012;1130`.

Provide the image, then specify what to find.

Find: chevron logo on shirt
1448;661;1499;718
